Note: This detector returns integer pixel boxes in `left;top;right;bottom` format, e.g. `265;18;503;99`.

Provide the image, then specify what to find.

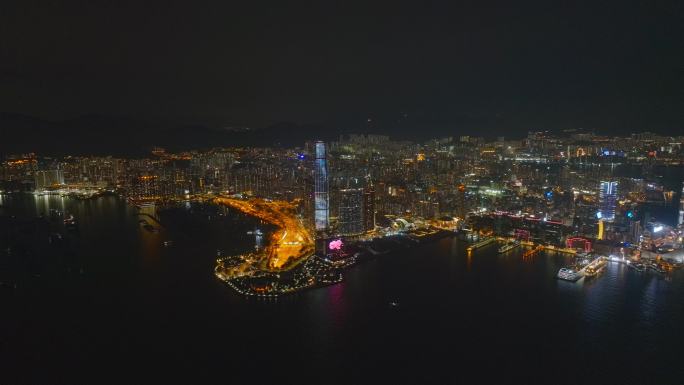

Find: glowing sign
329;239;343;250
653;226;663;233
596;211;602;219
566;237;592;252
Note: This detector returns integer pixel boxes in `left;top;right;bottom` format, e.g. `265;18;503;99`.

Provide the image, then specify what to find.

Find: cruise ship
498;240;520;253
557;267;582;282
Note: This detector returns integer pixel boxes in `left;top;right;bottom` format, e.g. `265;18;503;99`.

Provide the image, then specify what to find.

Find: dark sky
2;0;683;138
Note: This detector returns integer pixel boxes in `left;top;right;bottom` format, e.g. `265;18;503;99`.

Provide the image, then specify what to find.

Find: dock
467;237;496;252
523;245;544;258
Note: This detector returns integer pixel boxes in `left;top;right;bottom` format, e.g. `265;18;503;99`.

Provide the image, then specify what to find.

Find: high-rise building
131;175;160;200
34;170;64;190
338;186;364;236
629;220;642;243
679;182;684;226
363;178;375;232
598;181;618;222
456;184;466;219
314;141;329;232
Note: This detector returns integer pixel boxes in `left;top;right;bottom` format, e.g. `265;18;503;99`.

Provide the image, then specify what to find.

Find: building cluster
2;129;683;257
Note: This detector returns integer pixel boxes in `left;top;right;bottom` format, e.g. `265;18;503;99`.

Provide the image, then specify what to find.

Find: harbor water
2;194;684;384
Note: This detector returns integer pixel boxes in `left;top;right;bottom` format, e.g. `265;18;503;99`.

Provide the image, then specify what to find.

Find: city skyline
3;1;684;384
4;115;684;385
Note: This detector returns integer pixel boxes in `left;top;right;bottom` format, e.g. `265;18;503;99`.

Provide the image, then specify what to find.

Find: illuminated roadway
214;196;314;272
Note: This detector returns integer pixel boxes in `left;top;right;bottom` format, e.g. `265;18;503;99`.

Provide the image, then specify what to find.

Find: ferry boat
557;267;582;282
498;240;520;253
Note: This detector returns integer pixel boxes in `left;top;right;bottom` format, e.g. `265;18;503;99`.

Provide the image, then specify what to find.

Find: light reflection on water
3;194;684;384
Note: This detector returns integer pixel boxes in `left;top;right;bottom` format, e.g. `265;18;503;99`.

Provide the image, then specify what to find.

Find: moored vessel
498;240;520;253
557;267;582;282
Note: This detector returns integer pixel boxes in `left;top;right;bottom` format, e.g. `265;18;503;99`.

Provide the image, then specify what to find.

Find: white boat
557;268;582;282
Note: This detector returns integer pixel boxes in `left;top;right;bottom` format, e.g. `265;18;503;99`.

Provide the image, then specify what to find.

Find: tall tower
457;184;466;219
598;181;618;222
363;176;376;232
679;181;684;226
339;185;364;236
314;141;329;232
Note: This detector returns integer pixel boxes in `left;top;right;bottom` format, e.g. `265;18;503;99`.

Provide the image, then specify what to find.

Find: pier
466;236;496;252
523;245;544;258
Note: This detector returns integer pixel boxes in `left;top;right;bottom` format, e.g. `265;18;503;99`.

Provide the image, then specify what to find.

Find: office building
363;179;375;232
679;182;684;226
598;181;618;222
314;141;329;232
338;184;364;236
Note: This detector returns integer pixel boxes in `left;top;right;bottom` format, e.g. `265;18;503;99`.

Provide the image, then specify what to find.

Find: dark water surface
2;195;684;384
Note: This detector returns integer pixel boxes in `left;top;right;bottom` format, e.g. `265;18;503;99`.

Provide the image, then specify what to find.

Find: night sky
2;0;683;149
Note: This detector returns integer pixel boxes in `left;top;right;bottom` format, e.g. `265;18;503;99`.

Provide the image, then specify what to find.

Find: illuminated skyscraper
598;181;618;222
629;220;642;243
314;141;329;231
339;185;364;236
363;177;375;232
679;182;684;226
456;184;466;219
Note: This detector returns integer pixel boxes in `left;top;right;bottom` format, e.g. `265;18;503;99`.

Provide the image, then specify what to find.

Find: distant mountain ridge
4;112;658;157
0;113;341;156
